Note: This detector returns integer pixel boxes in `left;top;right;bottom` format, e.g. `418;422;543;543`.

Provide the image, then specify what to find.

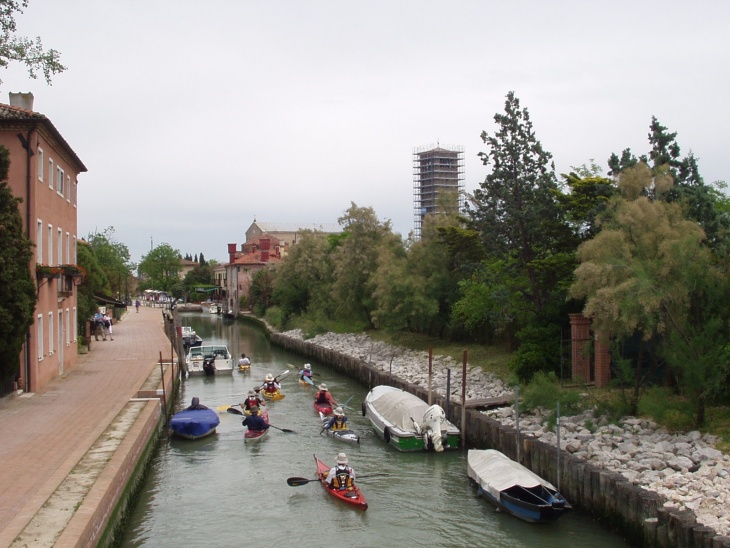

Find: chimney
261;250;269;262
227;243;237;263
9;92;34;111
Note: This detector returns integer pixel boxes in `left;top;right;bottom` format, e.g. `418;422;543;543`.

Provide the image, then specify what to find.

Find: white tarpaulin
467;449;556;500
371;389;429;432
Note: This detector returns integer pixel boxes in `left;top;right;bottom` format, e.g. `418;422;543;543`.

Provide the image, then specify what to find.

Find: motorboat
467;449;572;523
185;344;234;376
363;385;460;452
181;326;203;350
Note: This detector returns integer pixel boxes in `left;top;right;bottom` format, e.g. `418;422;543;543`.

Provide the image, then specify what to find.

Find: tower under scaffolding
413;144;464;239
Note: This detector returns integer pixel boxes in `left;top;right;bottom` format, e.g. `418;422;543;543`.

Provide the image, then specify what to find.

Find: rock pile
283;329;730;537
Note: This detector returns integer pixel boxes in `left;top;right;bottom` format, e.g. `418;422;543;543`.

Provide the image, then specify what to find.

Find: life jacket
315;391;329;404
244;397;259;411
330;417;347;431
263;382;278;393
300;370;312;378
332;466;353;489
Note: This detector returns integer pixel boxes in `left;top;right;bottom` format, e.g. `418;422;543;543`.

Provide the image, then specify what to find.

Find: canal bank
264;324;730;548
0;306;178;547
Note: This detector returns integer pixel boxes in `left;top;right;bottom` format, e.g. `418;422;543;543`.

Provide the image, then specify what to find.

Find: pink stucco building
1;93;87;393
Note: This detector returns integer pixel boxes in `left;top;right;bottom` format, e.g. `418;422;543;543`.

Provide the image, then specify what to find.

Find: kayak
238;363;251;372
262;389;285;401
299;377;314;386
244;409;270;442
320;412;360;444
314;401;333;415
314;454;367;510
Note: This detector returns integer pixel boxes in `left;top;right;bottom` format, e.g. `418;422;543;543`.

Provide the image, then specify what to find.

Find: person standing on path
135;299;140;312
104;313;114;341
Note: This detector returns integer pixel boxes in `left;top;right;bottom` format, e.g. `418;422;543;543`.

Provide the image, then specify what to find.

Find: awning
94;293;127;309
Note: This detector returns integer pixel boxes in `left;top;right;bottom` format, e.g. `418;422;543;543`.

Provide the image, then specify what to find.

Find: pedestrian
135;299;140;313
93;309;105;341
103;313;114;340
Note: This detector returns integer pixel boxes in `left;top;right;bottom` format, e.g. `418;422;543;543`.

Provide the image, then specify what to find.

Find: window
65;232;70;265
47;225;53;265
72;236;77;264
56;166;64;196
37;147;44;182
48;158;54;189
73;307;78;342
58;310;63;351
48;312;54;355
65;308;70;346
57;228;62;265
36;220;43;264
66;175;71;201
73;180;78;207
37;314;44;360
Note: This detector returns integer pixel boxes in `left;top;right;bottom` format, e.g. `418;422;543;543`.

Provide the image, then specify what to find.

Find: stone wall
271;331;730;548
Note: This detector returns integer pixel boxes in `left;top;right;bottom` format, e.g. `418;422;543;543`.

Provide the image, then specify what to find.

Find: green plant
637;387;695;432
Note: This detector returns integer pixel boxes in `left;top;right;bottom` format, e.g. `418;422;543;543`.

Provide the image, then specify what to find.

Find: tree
569;164;710;413
467;91;572;317
138;243;181;292
330;203;392;326
0;0;66;84
76;240;109;333
249;268;274;315
0;145;35;392
86;227;133;301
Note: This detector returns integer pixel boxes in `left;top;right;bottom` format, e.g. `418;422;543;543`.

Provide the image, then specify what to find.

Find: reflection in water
120;314;629;548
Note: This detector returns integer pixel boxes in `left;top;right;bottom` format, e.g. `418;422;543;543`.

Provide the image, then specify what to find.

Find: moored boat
314;454;367;510
169;408;220;440
363;385;460;452
467;449;572;524
319;411;359;444
186;344;234;376
181;326;203;350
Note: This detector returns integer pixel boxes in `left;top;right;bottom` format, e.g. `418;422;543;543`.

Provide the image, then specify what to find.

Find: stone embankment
281;330;730;540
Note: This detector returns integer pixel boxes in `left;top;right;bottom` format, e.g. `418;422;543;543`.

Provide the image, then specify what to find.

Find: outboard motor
203;357;216;376
421;404;447;452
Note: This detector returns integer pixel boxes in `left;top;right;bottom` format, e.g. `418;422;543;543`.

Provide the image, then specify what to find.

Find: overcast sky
2;1;728;265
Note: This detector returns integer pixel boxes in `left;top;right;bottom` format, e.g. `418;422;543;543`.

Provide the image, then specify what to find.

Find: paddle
228;408;295;433
340;395;354;409
259;369;290;389
287;474;383;487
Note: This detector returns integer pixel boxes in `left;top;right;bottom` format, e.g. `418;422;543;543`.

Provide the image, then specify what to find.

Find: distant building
222;220;342;315
179;258;198;280
0;92;87;393
413;144;464;239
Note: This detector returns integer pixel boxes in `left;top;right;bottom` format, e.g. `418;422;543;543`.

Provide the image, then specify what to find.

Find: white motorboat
185;344;234;376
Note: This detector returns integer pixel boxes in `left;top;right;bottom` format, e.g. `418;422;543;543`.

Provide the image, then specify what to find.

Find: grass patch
705;406;730;453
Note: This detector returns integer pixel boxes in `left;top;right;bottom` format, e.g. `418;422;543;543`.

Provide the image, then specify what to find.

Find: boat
169;408;220;440
466;449;572;524
314;401;333;415
186;345;234;376
363;385;460;452
262;389;285;401
223;309;236;319
244;409;270;442
314;454;368;510
299;376;315;386
181;326;203;350
319;411;359;444
209;303;222;314
238;363;251;372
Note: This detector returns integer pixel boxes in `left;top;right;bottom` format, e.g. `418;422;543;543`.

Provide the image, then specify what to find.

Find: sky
2;1;728;265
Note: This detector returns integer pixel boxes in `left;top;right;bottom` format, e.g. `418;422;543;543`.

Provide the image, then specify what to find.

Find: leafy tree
569;164;710;413
467;91;572;317
138;243;182;292
0;146;35;392
0;0;65;84
272;230;334;324
76;240;109;332
86;227;133;301
330;202;392;326
199;252;206;266
249;268;274;315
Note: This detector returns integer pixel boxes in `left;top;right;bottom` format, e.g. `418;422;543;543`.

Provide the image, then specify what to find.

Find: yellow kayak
262;390;285;401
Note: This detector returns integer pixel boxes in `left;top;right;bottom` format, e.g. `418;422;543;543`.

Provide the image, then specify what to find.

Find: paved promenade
0;306;176;547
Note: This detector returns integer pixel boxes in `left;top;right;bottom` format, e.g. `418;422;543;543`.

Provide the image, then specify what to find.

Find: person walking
135;299;140;312
103;313;114;341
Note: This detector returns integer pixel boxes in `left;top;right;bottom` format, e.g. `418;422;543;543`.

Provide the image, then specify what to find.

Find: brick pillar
594;330;611;387
569;313;591;382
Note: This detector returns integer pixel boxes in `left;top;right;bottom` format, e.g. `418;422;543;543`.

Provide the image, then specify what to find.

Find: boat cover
370;389;429;432
170;409;220;438
467;449;556;500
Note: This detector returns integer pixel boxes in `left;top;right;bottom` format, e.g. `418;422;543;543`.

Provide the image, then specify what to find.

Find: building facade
1;93;87;393
412;144;464;239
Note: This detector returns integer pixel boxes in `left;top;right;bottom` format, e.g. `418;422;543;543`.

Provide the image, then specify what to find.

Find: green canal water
119;314;631;547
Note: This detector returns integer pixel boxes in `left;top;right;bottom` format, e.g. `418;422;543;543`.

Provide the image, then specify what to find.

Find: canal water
119;313;630;547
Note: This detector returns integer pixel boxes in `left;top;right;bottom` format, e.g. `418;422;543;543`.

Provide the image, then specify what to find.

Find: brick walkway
0;305;176;546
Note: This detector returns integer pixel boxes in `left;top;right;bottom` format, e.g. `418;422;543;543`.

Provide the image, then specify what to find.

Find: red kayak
314;401;333;415
244;409;270;442
314;454;368;510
